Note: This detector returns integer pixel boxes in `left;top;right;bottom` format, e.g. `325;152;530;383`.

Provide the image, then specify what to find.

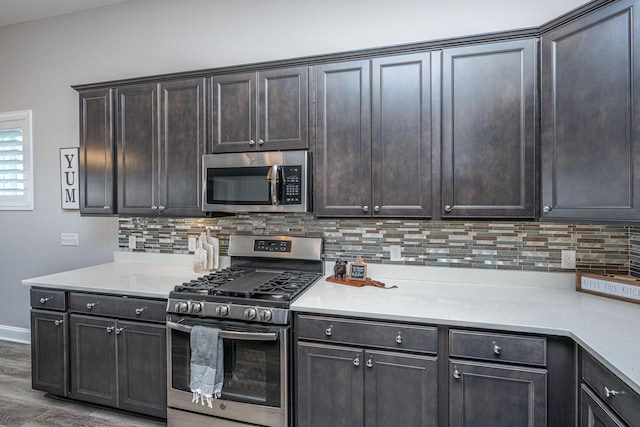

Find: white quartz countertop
21;252;217;298
291;263;640;396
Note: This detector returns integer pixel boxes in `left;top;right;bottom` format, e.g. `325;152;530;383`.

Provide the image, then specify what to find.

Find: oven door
167;316;289;427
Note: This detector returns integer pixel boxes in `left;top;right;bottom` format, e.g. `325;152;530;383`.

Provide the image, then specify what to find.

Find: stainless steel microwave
202;150;311;213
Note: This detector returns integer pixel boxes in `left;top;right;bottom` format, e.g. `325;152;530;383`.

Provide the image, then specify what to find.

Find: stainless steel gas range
166;234;323;427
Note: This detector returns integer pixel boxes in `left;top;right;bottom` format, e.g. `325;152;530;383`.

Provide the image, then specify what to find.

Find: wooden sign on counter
576;272;640;305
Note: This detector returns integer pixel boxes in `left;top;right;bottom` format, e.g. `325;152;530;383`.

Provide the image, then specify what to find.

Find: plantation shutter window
0;110;33;210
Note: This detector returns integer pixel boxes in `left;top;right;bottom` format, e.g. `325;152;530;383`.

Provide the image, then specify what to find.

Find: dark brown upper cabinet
315;53;436;218
117;78;206;217
541;0;640;223
210;66;308;153
441;39;537;219
78;88;116;215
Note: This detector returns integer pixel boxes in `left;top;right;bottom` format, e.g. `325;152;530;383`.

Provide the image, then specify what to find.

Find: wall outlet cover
61;233;79;246
129;235;136;250
390;245;402;261
561;250;576;269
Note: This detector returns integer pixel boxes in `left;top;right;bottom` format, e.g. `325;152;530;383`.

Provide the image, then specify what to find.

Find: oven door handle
167;321;280;341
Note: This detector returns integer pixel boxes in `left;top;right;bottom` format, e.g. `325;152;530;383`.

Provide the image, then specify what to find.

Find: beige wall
0;0;589;334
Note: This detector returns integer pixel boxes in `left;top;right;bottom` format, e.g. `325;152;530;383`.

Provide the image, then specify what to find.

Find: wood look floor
0;340;166;427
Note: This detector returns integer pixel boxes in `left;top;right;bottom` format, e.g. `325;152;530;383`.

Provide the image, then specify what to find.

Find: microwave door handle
269;165;279;205
167;321;279;341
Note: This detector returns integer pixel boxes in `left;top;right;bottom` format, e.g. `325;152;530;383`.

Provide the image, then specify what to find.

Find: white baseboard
0;325;30;344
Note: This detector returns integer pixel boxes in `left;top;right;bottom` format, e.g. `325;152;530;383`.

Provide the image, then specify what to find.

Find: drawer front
582;350;640;427
69;293;166;323
296;314;437;354
449;329;546;366
30;288;66;311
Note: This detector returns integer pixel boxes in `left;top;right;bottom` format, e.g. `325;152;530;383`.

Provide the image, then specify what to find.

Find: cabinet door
69;314;117;408
79;88;115;215
117;83;159;215
258;67;309;151
449;360;547;427
442;39;536;219
30;310;68;396
364;350;438;427
541;0;640;222
371;53;435;218
296;342;364;427
158;78;206;217
210;72;256;153
315;60;372;217
117;321;167;418
580;385;626;427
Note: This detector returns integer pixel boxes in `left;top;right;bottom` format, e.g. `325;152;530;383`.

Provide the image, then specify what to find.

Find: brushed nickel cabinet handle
353;356;360;367
362;206;369;213
325;326;333;336
395;332;403;344
54;320;63;326
366;356;373;368
543;205;552;213
493;342;502;355
453;366;461;379
40;297;52;304
445;205;453;213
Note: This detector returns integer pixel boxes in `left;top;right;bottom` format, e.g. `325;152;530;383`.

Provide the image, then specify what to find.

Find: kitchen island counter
291;263;640;396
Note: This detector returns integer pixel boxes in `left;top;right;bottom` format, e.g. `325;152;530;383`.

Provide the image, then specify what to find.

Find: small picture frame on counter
349;256;367;281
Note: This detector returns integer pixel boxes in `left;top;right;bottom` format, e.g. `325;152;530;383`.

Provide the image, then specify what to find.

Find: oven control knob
244;307;257;321
260;309;273;322
215;305;229;317
190;302;203;314
175;301;189;313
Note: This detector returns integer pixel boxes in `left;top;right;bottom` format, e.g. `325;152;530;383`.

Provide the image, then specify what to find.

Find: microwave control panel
282;166;302;205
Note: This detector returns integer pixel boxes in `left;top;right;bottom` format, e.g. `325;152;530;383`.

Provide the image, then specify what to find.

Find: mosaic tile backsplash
118;214;634;275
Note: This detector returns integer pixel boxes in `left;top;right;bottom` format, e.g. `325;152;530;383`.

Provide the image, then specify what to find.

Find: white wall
0;0;589;334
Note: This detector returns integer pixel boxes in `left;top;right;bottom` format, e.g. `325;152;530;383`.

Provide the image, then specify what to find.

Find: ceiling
0;0;128;27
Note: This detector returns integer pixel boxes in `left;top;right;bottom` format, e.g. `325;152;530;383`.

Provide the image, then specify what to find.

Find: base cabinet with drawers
295;314;438;427
68;292;167;418
30;288;69;396
580;349;640;427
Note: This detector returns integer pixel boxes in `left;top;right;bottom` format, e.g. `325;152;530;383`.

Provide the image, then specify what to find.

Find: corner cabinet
210;66;309;153
541;0;640;222
315;53;435;218
78;88;116;215
295;314;438;427
117;78;206;216
441;39;537;219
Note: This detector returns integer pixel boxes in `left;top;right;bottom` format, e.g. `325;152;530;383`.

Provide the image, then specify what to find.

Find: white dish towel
189;326;224;408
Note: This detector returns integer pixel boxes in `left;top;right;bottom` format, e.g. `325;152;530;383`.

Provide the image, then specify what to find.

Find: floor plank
0;340;165;427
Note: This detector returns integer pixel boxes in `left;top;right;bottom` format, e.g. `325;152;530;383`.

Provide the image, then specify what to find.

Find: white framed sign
60;147;79;209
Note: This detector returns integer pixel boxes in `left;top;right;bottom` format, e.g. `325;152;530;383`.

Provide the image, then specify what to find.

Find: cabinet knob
325;326;333;336
103;205;111;210
258;139;265;145
353;356;360;367
373;206;380;212
151;205;158;211
493;342;502;355
158;205;165;212
106;326;114;333
249;139;256;146
543;205;553;213
453;366;461;379
604;386;622;398
115;327;125;335
362;205;369;213
54;319;63;326
366;356;373;368
445;205;453;213
395;332;403;344
135;308;145;315
40;297;52;304
86;302;97;310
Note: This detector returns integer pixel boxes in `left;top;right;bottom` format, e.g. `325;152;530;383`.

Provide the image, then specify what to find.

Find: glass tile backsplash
118;214;635;274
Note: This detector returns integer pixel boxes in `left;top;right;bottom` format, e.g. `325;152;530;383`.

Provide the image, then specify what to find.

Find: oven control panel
167;298;290;325
254;239;292;253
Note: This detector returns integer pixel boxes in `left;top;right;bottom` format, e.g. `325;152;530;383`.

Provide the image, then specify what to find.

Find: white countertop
291;263;640;396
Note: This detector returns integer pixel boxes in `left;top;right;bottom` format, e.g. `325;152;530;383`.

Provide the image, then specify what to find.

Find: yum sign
60;147;79;209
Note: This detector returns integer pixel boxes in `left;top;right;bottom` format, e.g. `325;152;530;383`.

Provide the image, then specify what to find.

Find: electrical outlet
61;233;79;246
561;250;576;269
188;237;197;252
129;236;136;250
390;245;402;261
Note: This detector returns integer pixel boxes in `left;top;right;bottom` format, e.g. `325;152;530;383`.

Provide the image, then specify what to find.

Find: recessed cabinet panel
442;39;536;218
541;0;640;221
30;310;68;396
211;73;255;152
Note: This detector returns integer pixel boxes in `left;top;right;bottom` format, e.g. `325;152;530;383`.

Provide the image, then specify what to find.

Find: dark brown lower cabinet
296;342;438;427
448;360;547;427
30;310;68;396
69;314;166;418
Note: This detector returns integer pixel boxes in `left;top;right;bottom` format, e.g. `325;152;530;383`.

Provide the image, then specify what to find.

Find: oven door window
170;326;282;407
206;166;272;205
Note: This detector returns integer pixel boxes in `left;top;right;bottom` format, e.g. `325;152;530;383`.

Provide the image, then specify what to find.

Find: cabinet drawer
296;315;437;354
30;288;66;311
449;329;546;366
69;293;166;323
582;350;640;427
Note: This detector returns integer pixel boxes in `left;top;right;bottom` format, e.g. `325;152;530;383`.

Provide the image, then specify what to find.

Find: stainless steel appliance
167;234;323;427
202;150;311;213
